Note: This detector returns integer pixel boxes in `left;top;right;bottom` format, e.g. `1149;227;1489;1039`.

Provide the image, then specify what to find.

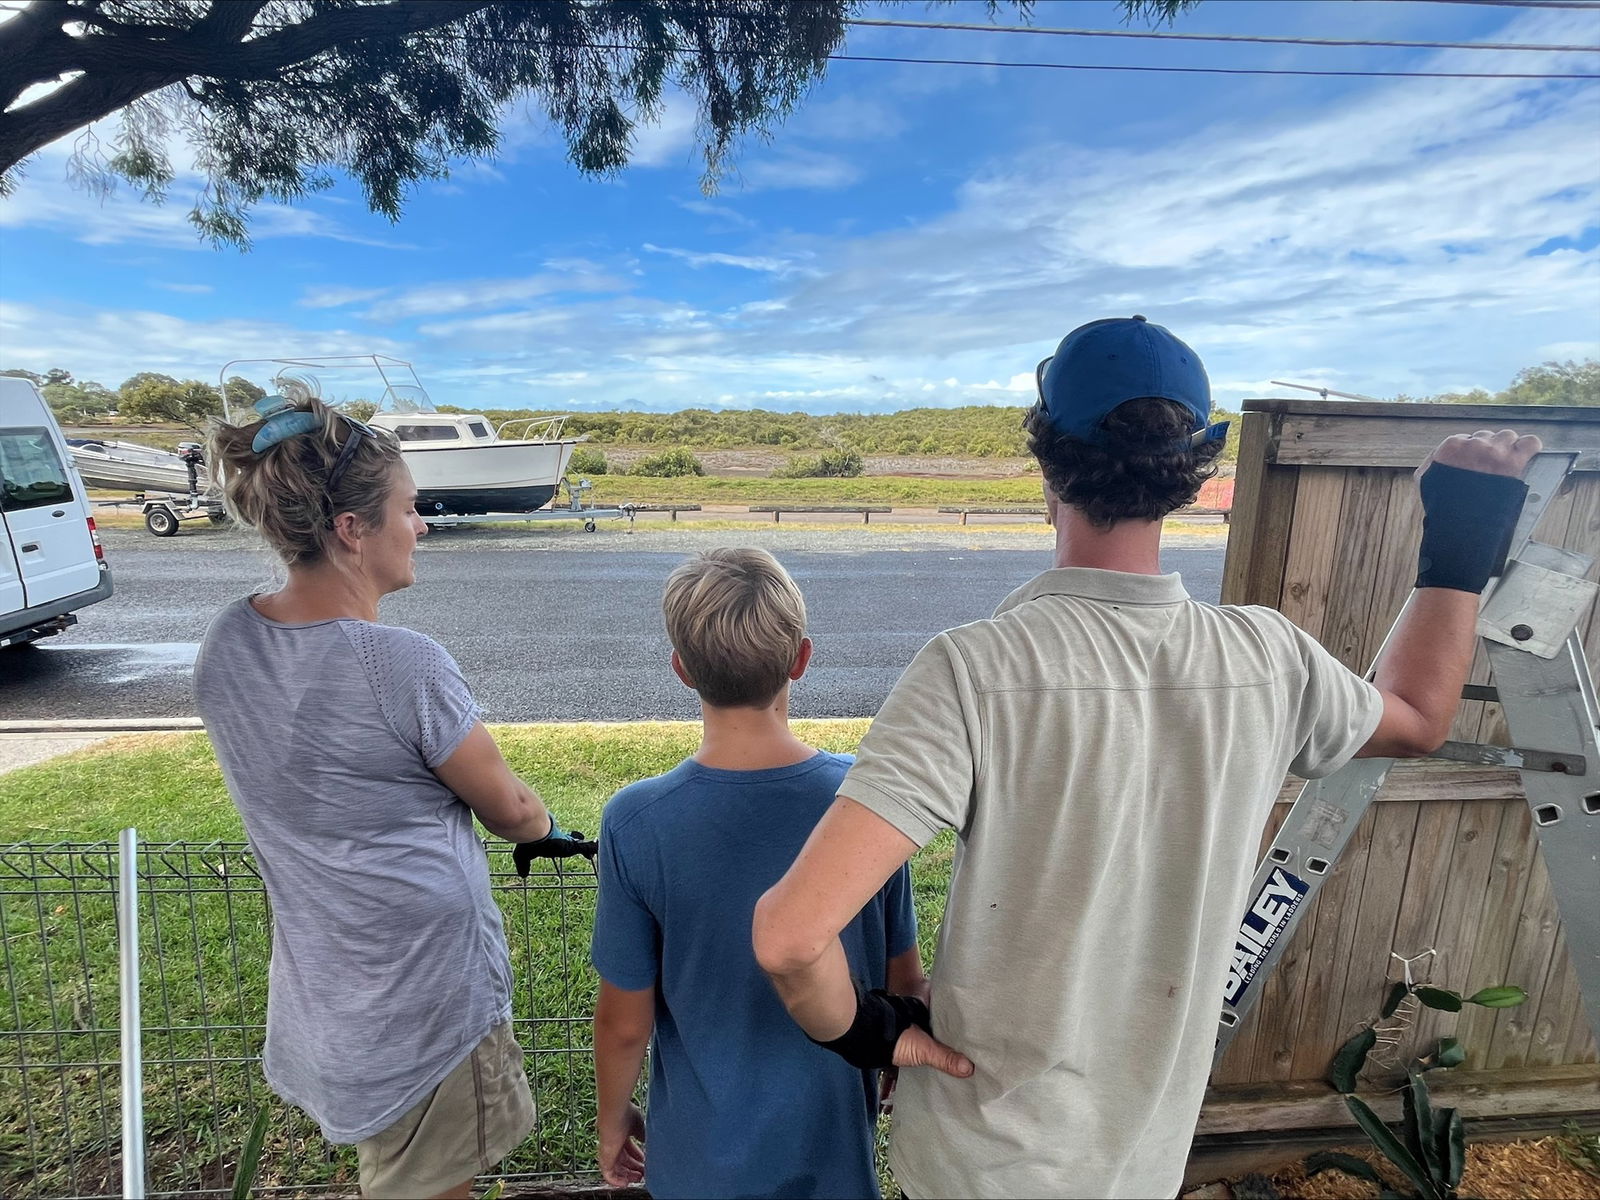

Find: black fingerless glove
1415;462;1528;594
513;817;597;877
808;982;931;1070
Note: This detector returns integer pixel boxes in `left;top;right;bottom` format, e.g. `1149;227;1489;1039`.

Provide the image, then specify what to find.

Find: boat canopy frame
216;354;433;419
216;354;579;445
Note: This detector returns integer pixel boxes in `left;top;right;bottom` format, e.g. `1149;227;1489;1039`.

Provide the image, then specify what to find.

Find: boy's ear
788;637;813;682
670;649;696;690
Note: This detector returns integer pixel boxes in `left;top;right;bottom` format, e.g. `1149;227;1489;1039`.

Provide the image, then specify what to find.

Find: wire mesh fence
1;840;603;1198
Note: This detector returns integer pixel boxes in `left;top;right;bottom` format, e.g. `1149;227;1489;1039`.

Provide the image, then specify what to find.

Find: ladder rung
1433;739;1587;775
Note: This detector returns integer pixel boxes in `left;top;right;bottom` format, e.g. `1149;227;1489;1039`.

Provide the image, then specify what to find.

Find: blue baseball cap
1035;315;1227;449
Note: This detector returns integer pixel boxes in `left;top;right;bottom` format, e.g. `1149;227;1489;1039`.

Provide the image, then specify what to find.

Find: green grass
0;724;950;1197
587;473;1046;506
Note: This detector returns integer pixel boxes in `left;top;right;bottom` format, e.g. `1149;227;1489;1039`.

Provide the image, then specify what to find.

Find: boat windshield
381;383;437;414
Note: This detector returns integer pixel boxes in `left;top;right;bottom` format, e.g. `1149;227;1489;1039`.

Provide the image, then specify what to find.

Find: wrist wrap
809;983;931;1070
1415;463;1528;594
513;817;595;876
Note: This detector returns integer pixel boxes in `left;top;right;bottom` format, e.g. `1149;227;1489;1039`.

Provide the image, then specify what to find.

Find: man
591;548;923;1199
752;315;1541;1198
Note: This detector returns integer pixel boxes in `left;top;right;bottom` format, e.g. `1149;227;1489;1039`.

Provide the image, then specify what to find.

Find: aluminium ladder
1213;453;1600;1064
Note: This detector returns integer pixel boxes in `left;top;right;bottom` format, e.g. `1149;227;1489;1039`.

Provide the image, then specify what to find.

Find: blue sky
1;0;1597;414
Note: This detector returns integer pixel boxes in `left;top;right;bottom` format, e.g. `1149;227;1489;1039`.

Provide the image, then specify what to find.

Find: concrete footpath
0;718;203;775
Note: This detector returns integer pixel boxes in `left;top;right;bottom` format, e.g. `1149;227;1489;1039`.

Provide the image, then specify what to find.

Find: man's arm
753;798;972;1077
593;981;651;1188
1357;429;1542;759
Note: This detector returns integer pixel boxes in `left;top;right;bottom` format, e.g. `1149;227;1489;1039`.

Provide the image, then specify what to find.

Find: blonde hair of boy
662;548;807;709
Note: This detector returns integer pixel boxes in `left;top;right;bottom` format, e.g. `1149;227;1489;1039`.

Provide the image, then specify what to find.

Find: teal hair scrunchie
251;394;320;453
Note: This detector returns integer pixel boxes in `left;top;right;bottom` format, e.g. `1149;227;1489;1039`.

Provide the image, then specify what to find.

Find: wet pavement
1;523;1226;722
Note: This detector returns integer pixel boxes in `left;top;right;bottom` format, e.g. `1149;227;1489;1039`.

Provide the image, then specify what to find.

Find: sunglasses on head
325;415;378;495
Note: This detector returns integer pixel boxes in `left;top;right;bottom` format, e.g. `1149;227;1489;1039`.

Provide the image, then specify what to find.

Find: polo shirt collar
994;567;1190;616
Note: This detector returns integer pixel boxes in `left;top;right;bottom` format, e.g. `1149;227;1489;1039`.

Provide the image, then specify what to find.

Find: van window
0;428;75;511
394;425;458;442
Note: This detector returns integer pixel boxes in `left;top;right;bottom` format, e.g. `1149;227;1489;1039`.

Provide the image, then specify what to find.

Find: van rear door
0;425;101;607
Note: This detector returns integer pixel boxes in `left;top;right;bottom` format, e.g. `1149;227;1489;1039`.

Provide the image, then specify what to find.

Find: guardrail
937;504;1230;526
0;840;602;1198
620;503;703;522
746;505;893;524
936;506;1047;525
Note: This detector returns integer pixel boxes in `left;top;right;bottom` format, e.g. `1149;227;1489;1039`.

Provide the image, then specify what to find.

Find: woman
195;388;578;1199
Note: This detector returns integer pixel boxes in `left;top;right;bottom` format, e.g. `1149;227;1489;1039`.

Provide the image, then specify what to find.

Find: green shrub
1309;978;1527;1199
774;448;864;478
568;447;608;476
628;447;704;477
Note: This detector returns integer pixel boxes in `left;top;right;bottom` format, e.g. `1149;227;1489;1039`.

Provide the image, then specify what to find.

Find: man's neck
694;691;816;771
1050;506;1165;575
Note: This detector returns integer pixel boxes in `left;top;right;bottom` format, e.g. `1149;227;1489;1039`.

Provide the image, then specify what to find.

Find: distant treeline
438;404;1243;461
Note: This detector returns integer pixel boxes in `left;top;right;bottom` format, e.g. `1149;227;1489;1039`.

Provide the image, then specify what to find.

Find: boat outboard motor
177;442;205;497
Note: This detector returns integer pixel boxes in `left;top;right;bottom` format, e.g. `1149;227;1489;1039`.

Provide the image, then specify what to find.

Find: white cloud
642;243;812;276
676;198;756;228
360;268;629;321
627;93;701;169
152;281;214;294
0;156;418;249
300;285;389;309
0;300;405;389
786;94;908;143
733;148;862;192
1537;340;1600;361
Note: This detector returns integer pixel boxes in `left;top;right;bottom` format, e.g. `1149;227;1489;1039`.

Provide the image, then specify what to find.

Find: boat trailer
421;478;632;533
97;445;230;537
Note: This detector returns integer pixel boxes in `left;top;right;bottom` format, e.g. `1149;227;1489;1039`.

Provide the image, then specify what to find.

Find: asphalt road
2;524;1224;721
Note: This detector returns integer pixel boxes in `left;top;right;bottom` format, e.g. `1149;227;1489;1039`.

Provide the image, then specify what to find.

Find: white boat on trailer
217;355;589;518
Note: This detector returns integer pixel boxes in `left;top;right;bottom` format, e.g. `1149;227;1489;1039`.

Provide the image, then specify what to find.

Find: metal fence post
118;828;145;1200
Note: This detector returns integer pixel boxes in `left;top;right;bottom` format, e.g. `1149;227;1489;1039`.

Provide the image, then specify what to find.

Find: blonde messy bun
207;394;403;567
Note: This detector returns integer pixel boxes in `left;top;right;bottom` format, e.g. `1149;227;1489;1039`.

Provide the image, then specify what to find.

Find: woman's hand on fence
598;1101;647;1187
513;823;598;876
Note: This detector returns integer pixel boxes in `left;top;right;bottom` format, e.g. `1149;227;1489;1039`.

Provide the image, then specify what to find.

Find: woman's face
363;462;428;594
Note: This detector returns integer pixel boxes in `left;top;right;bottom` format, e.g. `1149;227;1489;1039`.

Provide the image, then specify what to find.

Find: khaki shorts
356;1021;535;1198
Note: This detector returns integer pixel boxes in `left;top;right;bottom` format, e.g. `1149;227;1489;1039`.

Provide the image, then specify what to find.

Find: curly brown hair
1025;398;1222;529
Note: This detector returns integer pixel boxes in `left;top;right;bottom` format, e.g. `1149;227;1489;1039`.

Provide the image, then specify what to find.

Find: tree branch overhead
0;0;1195;246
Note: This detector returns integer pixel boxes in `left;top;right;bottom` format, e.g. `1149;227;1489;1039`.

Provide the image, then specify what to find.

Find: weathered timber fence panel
1208;400;1600;1097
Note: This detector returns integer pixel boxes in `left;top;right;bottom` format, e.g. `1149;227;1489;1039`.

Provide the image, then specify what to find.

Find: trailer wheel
145;507;179;537
584;520;597;533
208;512;231;525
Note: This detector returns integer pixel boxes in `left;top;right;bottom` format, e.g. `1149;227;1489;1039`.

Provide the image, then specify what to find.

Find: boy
591;548;922;1199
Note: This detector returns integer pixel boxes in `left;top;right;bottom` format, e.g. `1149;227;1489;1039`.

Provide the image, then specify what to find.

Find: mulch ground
1192;1137;1600;1199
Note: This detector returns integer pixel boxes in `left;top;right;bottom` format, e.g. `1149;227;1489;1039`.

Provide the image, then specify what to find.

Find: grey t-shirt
194;597;513;1143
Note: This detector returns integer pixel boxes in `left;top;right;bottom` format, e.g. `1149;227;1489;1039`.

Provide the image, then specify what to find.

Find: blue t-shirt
591;751;918;1200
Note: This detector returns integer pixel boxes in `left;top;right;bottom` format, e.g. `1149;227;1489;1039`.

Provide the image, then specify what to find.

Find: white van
0;377;113;648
